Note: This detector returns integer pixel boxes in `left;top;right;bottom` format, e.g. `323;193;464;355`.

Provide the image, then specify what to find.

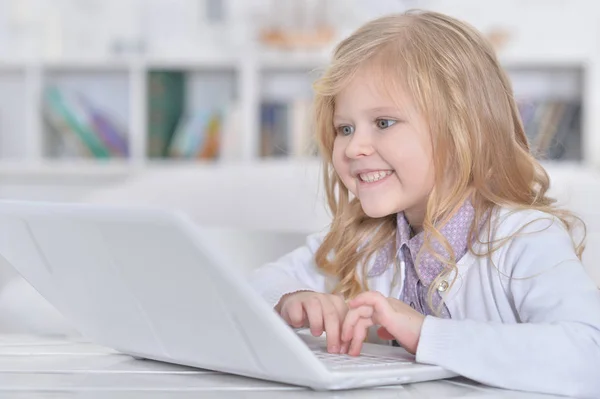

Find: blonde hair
312;10;586;308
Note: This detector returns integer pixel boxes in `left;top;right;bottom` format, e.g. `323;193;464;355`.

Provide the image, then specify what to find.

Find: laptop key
311;348;414;369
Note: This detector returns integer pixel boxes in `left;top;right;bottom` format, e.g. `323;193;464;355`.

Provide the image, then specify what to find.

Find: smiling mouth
358;170;393;183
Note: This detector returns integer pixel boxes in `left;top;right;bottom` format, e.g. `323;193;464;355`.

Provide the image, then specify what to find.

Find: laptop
0;199;457;390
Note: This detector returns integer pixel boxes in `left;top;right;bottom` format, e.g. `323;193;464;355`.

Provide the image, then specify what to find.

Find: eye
376;119;397;129
336;125;355;136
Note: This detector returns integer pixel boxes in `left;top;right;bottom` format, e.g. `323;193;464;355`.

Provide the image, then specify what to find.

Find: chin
360;204;397;219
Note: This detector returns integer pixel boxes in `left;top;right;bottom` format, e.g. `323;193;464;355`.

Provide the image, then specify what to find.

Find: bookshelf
42;67;131;160
259;64;320;158
144;67;237;161
508;64;583;161
0;49;594;178
0;67;28;161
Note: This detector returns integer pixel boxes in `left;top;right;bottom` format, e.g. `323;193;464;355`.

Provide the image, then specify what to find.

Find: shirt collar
368;200;477;283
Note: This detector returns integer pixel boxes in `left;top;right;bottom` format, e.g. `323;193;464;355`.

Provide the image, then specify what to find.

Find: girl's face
332;68;435;227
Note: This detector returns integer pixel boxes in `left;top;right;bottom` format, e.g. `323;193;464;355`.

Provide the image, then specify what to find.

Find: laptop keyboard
311;348;414;369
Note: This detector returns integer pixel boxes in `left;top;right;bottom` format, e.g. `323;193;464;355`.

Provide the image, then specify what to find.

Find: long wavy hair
312;10;585;309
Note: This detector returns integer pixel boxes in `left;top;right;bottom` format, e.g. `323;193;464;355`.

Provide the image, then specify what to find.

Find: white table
0;334;558;398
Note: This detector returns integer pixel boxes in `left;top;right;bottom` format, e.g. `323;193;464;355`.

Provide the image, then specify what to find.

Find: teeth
359;170;392;183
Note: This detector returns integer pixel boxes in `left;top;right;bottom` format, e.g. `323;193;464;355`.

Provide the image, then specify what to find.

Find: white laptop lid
0;200;328;386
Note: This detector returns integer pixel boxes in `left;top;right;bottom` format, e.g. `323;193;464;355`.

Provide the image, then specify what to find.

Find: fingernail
329;345;339;353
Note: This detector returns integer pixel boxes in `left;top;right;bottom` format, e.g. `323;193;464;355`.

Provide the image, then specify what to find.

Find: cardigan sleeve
416;214;600;398
248;231;333;309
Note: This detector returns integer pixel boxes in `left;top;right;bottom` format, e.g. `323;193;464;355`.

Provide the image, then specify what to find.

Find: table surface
0;334;560;398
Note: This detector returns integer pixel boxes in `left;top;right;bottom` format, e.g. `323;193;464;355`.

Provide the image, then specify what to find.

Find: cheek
332;139;357;191
414;138;435;190
384;134;433;182
419;135;435;184
332;138;347;170
422;158;435;190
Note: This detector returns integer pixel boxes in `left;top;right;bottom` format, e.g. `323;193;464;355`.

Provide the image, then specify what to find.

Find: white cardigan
248;208;600;398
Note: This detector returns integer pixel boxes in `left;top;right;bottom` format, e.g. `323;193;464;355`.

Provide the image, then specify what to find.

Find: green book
147;70;186;158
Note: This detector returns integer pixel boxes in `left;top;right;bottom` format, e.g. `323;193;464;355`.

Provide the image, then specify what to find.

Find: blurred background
0;0;599;335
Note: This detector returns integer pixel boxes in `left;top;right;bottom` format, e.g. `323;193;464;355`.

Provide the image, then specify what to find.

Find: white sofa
82;159;600;283
1;159;599;335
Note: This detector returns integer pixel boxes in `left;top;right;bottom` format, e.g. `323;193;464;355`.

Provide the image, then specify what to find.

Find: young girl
249;10;600;398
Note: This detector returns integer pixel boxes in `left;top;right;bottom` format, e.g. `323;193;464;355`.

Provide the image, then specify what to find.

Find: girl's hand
340;291;425;356
276;291;348;353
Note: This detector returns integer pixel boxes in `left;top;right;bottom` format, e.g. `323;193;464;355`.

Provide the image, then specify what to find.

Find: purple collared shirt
368;201;476;318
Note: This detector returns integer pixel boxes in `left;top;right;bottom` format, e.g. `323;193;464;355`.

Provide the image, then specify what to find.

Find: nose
344;129;374;159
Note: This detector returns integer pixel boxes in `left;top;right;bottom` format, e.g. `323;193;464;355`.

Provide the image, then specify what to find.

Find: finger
341;306;373;342
304;297;324;337
348;318;373;356
348;292;391;325
340;340;349;355
320;298;342;353
331;295;348;318
328;295;350;351
284;300;305;328
348;291;387;309
350;295;409;345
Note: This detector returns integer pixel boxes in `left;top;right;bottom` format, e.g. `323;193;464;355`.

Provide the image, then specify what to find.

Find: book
147;70;186;158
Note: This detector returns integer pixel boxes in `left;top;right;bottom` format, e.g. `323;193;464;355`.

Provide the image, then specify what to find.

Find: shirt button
437;280;449;292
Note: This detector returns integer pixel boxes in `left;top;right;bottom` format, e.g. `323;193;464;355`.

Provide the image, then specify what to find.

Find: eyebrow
333;106;402;120
366;106;401;114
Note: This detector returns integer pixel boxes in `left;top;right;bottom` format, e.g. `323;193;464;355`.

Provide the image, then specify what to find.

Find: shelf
0;46;593;171
41;58;133;72
255;48;588;73
145;55;239;71
0;71;29;160
509;67;582;100
260;71;315;101
0;56;239;73
0;159;133;178
258;50;332;71
0;52;587;73
0;157;319;179
498;53;587;70
0;62;27;72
